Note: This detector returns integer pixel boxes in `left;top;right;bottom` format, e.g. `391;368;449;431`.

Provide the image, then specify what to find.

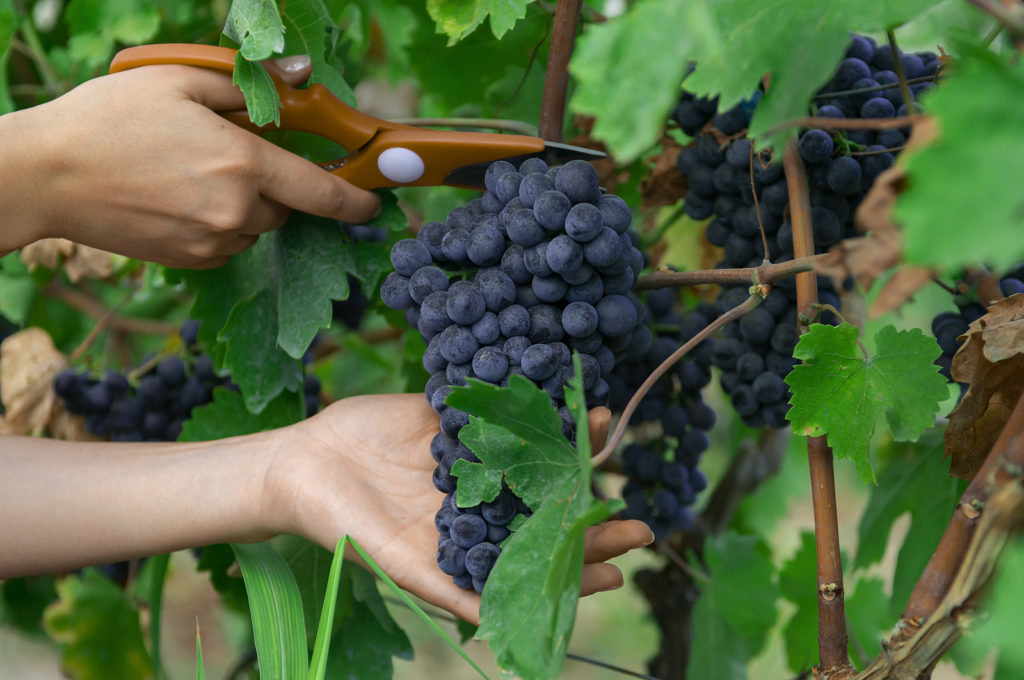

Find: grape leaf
224;0;285;60
324;567;414;679
846;576;890;665
64;0;160;69
232;53;282;127
966;539;1024;677
445;358;614;680
43;570;152;680
854;435;964;616
426;0;533;44
570;0;943;161
0;576;57;638
778;531;818;673
281;0;356;105
785;323;948;482
569;0;715;163
180;387;304;442
179;212;391;413
450;457;503;507
687;532;779;679
897;49;1024;272
0;0;17;62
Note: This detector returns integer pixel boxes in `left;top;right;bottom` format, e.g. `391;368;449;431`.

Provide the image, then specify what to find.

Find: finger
583;520;654;563
251;138;382;223
165;64;248;112
222;233;260;255
238;199;292;236
586;406;611;450
262;55;312;88
580;562;624;597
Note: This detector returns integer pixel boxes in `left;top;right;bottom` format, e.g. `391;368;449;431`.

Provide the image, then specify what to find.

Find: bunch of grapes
607;288;717;539
54;321;321;442
381;158;647;592
674;34;940;427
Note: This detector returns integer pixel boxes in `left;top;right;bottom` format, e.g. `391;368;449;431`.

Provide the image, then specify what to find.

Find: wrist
0;108;60;251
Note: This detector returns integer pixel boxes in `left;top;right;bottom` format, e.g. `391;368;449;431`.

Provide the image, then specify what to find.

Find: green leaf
897;50;1024;271
281;0;357;105
569;0;715;163
448;358;613;680
778;531;818;673
225;0;286;59
447;374;578;510
195;545;249;612
854;435;964;616
272;536;335;644
232;51;283;127
968;539;1024;677
43;570;152;680
180;212;390;413
427;0;533;44
307;537;346;680
0;253;35;324
0;0;17;61
451;458;503;507
133;555;170;680
785;323;949;482
687;532;779;679
229;542;308;680
0;576;58;638
346;537;490;679
195;625;205;680
180;387;304;441
845;576;891;666
323;566;414;680
64;0;160;69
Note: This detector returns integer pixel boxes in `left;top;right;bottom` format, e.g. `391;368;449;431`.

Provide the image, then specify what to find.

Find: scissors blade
443;142;606;189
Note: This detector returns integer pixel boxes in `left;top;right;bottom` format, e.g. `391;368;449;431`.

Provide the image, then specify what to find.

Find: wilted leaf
20;239;114;282
945;295;1024;479
868;266;934;319
640;136;689;211
0;328;65;436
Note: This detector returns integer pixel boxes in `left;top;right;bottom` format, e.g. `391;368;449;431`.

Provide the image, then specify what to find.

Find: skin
0;59;654;621
0;395;652;623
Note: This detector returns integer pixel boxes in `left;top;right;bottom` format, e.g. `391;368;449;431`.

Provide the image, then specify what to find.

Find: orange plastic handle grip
109;44;545;190
109;43;404;152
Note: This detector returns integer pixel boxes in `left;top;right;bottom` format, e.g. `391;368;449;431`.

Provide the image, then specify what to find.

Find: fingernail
371;204;383;219
275;55;311;73
643;530;655;546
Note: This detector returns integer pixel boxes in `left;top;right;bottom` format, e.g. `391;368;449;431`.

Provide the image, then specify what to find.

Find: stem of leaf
15;20;65;96
538;0;583;141
886;31;917;115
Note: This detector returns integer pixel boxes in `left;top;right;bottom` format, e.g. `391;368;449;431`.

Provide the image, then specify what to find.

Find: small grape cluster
608;288;717;539
54;322;322;441
381;158;647;591
331;222;388;331
931;267;1024;390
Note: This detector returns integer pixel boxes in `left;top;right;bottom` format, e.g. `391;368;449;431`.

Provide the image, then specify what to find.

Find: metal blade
443;142;606;189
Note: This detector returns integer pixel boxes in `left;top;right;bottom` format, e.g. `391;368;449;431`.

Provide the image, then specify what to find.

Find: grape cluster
608;288;717;539
381;158;647;591
931;267;1024;391
673;34;940;427
54;321;322;441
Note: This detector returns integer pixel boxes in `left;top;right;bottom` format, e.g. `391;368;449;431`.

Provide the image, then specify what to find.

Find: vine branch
45;282;178;335
964;0;1024;48
538;0;583;141
783;140;852;675
635;255;821;291
393;118;539;136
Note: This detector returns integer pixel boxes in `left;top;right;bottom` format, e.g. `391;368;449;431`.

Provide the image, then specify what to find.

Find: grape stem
45;282;178;336
538;0;583;141
748;143;773;263
887;30;918;116
590;292;764;468
964;0;1024;49
763;113;926;139
634;255;821;291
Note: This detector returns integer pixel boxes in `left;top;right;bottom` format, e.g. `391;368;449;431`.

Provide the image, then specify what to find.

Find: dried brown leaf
868;266;934;319
20;238;74;271
945;295;1024;479
20;238;114;282
640;136;688;211
0;328;67;436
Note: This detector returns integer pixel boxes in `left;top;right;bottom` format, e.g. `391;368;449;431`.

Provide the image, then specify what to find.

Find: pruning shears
109;44;604;190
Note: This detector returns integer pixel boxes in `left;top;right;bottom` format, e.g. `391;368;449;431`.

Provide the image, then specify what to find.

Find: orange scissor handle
109;43;409;153
109;44;546;190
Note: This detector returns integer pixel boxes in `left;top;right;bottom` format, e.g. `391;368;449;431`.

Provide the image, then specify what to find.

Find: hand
0;56;380;268
274;393;654;624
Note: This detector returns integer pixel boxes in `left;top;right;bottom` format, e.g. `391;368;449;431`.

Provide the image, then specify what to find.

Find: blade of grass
230;542;309;680
195;620;205;680
347;537;491;680
307;537;349;680
147;554;170;680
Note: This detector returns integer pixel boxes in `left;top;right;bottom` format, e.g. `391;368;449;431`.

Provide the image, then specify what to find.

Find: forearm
0;430;287;577
0;109;52;255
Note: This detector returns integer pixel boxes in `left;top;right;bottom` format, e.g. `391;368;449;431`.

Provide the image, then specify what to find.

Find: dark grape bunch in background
931;265;1024;394
382;157;648;592
608;288;717;539
54;320;322;442
331;222;389;331
674;33;940;428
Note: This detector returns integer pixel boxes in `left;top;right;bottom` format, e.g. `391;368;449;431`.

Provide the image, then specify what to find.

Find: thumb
263;55;312;88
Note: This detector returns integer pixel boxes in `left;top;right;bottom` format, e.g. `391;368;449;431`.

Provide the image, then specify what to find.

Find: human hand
273;393;654;624
0;56;380;268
